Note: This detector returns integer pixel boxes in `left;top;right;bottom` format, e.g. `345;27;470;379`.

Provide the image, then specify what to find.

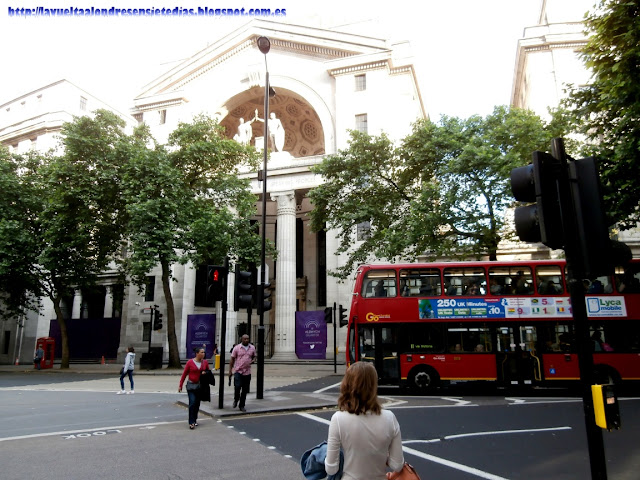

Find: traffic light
568;157;630;278
511;151;564;249
339;304;348;327
324;306;332;324
259;280;272;314
206;265;226;306
234;265;254;311
153;307;163;330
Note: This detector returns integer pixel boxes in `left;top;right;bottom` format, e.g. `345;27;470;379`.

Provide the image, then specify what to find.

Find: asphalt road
2;371;640;479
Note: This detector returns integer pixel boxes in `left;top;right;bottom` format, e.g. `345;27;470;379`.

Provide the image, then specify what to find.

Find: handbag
395;462;421;480
186;381;200;391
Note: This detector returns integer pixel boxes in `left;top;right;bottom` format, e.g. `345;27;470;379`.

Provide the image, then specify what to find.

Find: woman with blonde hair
325;361;405;480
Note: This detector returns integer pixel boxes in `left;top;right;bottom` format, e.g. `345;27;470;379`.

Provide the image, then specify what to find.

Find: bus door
357;324;400;385
496;325;541;386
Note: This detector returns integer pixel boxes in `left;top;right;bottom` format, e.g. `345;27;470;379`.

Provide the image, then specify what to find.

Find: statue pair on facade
233;109;285;152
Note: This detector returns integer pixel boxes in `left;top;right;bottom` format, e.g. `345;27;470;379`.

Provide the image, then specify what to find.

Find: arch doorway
220;87;325;158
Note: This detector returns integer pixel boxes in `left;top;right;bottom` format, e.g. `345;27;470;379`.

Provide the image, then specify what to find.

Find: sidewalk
0;360;347;418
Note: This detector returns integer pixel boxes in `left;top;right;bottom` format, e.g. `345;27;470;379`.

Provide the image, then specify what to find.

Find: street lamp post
256;36;271;399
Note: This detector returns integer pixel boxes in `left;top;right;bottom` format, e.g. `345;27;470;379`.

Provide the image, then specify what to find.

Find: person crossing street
228;334;256;413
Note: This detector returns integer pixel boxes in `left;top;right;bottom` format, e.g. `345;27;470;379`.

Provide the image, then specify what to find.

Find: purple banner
295;310;327;359
186;314;216;359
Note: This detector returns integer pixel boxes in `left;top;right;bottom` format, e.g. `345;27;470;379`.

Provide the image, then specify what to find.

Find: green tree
0;110;131;368
562;0;640;228
309;106;567;279
120;116;262;368
0;147;46;317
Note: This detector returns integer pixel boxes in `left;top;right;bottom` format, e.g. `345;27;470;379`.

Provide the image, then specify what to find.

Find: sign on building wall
295;310;327;359
186;314;216;359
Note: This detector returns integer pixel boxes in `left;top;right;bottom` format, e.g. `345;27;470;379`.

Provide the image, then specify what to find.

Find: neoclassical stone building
0;20;426;363
124;19;426;361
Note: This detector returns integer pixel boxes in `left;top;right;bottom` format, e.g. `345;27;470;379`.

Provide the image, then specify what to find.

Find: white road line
296;412;331;425
313;382;341;394
298;411;572;480
444;426;571;441
402;445;511;480
0;420;184;442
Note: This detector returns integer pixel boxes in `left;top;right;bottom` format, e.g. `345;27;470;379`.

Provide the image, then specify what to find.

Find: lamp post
256;35;271;399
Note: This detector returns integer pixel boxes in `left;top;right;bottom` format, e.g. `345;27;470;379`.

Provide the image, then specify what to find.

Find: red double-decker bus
345;259;640;391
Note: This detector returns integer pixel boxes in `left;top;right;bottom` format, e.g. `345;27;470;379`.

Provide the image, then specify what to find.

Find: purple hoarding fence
295;310;327;359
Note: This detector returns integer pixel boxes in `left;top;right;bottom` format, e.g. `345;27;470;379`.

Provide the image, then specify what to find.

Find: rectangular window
399;268;442;296
535;265;564;295
356;221;371;241
143;322;151;342
362;270;397;298
355;113;368;133
159;109;167;125
144;276;155;302
3;331;10;355
80;96;87;111
355;74;366;91
487;266;533;295
443;267;487;296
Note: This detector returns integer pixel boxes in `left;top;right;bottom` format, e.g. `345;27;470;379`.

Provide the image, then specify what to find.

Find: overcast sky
0;0;542;120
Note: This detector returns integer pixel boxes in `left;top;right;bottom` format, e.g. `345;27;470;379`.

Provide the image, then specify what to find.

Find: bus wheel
593;365;621;386
408;366;439;393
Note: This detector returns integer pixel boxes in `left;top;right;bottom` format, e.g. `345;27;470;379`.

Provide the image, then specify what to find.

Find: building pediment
134;19;393;101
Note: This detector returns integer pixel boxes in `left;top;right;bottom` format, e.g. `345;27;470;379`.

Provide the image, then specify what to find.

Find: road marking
441;397;473;406
506;397;580;405
297;412;331;425
444;426;571;441
298;412;571;480
402;445;511;480
0;420;183;442
313;382;341;393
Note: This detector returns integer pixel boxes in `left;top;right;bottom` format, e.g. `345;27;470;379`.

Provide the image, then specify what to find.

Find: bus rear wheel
408;366;439;393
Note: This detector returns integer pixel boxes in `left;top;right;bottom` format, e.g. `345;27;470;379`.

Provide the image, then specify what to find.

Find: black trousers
233;372;251;408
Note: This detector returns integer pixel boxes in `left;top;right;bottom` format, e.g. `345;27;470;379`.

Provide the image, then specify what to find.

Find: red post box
34;337;55;369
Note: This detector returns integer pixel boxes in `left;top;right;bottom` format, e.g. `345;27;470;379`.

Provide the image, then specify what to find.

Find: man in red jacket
228;334;256;412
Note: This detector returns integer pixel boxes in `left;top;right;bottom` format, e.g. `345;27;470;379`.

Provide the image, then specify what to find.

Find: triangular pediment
134;19;393;100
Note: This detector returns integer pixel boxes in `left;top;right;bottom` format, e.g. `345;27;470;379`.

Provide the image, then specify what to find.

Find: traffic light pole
256;69;270;401
218;257;229;409
552;139;608;480
333;302;337;374
148;306;154;354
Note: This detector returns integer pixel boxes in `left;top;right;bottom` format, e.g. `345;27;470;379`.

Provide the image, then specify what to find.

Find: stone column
179;263;196;359
103;285;114;318
270;190;298;360
71;289;82;319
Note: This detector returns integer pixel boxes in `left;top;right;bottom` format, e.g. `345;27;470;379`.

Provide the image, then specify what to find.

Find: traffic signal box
592;384;621;431
206;265;226;306
511;139;630;279
153;306;163;330
339;304;348;327
234;265;254;312
324;306;332;324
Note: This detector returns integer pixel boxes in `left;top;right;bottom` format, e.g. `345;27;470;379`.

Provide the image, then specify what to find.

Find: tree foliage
309;106;567;279
561;0;640;228
120;115;262;368
0;110;131;367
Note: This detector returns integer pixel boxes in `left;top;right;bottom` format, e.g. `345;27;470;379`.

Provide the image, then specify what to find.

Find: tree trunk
52;296;70;369
161;259;182;368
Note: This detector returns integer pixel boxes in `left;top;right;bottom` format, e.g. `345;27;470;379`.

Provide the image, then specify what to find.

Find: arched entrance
220;87;325;158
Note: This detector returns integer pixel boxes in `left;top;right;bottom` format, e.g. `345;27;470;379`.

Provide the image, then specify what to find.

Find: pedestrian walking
33;344;44;370
325;361;405;480
178;347;210;429
118;346;136;394
228;334;256;413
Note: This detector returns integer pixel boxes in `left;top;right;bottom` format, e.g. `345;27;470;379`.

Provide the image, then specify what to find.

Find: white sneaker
127;390;135;395
117;390;126;395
